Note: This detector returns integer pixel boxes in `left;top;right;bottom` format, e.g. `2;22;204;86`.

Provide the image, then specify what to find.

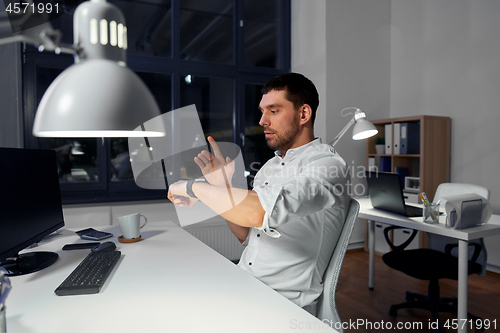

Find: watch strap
186;178;198;199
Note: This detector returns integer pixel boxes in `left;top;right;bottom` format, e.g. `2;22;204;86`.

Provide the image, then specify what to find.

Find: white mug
118;213;147;239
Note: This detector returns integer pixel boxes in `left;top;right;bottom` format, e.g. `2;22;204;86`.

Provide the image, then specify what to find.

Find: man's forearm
192;182;265;228
225;219;249;244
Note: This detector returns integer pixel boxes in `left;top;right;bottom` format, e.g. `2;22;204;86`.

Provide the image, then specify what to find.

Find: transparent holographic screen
129;104;247;227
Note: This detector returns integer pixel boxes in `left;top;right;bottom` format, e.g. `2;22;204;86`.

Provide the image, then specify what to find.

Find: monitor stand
0;252;59;276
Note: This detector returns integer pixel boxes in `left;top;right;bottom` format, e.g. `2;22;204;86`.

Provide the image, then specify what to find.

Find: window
180;0;233;64
180;75;234;143
243;0;280;68
23;0;290;204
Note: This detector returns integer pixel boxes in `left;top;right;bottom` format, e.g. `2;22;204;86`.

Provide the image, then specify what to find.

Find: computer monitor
0;147;65;276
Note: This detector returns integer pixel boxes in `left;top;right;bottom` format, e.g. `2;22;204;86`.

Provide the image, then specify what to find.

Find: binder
394;166;409;188
368;157;377;171
393;123;401;154
384;124;392;154
380;157;391;172
400;122;420;154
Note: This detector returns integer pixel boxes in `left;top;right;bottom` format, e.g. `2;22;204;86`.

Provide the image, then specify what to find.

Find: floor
336;249;500;332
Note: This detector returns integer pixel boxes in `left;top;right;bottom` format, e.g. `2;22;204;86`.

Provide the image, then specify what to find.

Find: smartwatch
186;178;198;199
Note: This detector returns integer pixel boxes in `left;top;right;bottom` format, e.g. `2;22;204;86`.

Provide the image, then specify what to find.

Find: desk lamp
0;0;164;137
329;107;378;147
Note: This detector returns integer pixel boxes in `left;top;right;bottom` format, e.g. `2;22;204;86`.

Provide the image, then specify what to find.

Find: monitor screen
0;147;65;276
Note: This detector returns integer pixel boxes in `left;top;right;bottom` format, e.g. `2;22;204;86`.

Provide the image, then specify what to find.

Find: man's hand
194;136;235;187
167;180;199;207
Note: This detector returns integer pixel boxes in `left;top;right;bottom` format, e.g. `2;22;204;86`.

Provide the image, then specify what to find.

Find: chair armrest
383;226;418;252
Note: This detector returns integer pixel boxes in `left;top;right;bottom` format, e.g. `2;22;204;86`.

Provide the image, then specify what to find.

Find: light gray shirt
238;138;350;310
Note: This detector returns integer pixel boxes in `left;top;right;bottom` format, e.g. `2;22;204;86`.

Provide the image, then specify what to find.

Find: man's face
258;90;301;152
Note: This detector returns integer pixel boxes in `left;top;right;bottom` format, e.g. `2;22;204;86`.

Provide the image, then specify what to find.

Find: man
168;73;350;313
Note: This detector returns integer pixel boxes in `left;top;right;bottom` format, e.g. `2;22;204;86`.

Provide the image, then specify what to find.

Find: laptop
365;171;423;217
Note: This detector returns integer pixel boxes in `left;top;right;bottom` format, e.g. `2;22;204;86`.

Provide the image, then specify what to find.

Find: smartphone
62;242;101;250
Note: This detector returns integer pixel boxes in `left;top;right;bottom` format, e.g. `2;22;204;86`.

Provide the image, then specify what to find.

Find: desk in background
356;197;500;333
6;221;335;333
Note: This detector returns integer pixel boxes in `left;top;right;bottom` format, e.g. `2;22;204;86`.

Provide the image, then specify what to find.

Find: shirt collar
275;138;322;161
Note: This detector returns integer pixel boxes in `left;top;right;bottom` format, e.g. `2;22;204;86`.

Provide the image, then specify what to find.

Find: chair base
388;281;481;332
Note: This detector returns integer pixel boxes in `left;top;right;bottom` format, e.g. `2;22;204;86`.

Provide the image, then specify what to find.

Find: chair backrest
316;198;359;332
430;183;490;276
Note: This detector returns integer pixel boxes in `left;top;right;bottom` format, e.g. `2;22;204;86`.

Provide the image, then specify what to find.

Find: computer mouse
91;241;116;253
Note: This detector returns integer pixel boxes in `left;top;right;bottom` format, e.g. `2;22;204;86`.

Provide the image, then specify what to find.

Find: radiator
184;223;244;261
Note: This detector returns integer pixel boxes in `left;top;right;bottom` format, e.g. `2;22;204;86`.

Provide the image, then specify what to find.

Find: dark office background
16;0;290;204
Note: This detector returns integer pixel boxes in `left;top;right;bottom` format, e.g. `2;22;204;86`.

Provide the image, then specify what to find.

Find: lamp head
329;107;378;147
32;0;164;138
352;109;378;140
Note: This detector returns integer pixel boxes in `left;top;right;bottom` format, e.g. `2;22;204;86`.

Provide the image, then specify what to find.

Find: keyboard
405;204;423;217
55;251;121;296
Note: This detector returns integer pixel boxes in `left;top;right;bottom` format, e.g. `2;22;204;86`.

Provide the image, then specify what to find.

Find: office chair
316;198;360;333
382;183;489;330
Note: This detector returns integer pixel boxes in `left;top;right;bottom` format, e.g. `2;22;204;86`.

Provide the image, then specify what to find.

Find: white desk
6;221;336;332
356;197;500;333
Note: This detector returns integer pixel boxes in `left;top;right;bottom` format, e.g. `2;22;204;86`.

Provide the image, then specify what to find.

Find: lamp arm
329;117;355;147
0;10;76;55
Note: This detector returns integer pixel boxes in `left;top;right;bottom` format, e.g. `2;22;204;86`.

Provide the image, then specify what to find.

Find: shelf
394;154;420;158
366;115;450;197
365;115;451;250
368;154;420;158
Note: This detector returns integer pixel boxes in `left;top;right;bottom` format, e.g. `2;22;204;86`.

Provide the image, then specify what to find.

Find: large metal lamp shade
33;59;163;137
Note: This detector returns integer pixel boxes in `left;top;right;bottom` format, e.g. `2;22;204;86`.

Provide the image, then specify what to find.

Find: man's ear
299;104;312;125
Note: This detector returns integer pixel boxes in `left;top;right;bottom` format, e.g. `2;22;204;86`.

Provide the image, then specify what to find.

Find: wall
391;0;500;211
291;0;327;142
291;0;391;248
324;0;391;192
390;0;500;269
0;42;23;148
0;0;23;147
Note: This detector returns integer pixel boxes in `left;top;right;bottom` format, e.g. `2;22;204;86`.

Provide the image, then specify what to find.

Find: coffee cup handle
139;214;147;228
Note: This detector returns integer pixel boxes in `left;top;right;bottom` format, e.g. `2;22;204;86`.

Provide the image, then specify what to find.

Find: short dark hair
261;72;319;124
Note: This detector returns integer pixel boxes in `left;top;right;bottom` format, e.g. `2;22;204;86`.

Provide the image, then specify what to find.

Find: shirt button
264;182;268;185
257;234;260;237
281;162;285;166
249;262;252;266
